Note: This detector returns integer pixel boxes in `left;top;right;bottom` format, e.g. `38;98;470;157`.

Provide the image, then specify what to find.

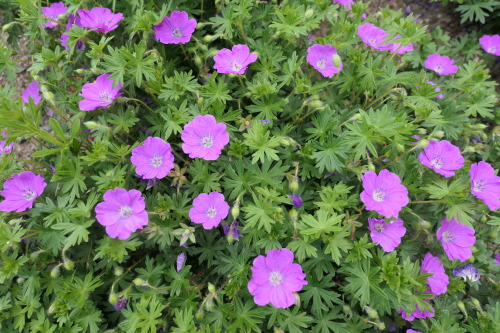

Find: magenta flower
78;74;122;111
428;81;443;99
437;217;476;262
0;131;14;155
421;253;449;296
213;44;258;75
181;115;229;160
42;2;67;28
452;264;480;282
77;7;123;33
424;54;458;75
418;140;464;178
407;330;422;333
189;191;229;230
333;0;355;9
95;188;149;240
248;248;308;308
387;36;414;55
0;171;47;212
154;11;196;44
469;161;500;211
495;253;500;265
131;137;174;180
306;44;343;78
479;35;500;56
61;14;85;50
357;23;391;51
22;81;42;106
368;217;406;252
399;303;435;321
360;169;409;218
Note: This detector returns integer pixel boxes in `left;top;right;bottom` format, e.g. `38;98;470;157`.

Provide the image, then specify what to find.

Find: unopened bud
309;100;324;109
491;230;498;239
332;54;342;68
289;209;298;220
471;297;482;312
133;278;144;286
293;293;301;307
203;35;217;42
419;220;432;230
279;138;291;146
109;293;118;304
17;277;25;284
457;300;467;317
114;267;124;276
48;303;57;314
396;143;405;152
365;306;378;319
231;203;240;220
205;298;214;311
433;130;445;138
227;232;234;244
194;55;202;67
50;265;60;278
375;321;385;330
471;246;478;254
74;68;86;74
304;9;314;19
2;21;17;32
475;124;487;129
63;258;74;270
41;90;54;103
368;163;376;172
417;139;429;148
480;133;488;141
276;207;283;214
418;128;427;135
208;283;216;294
289;180;299;193
274;329;285;333
343;305;352;316
84;121;101;129
195;310;204;320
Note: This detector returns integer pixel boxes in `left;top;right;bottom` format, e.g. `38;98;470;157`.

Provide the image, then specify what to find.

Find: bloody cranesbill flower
469;161;500;211
424;53;458;75
95;188;149;240
61;14;85;50
421;253;449;296
0;131;14;156
131;137;174;180
452;264;480;282
22;80;42;106
189;191;229;230
154;11;196;44
181;115;229;160
437;217;476;262
418;140;464;178
79;74;122;111
428;81;443;99
77;7;123;33
288;194;303;208
248;248;308;308
222;221;241;241
176;253;186;272
495;253;500;265
357;23;391;51
42;2;67;28
368;217;406;252
0;171;47;212
360;169;409;218
407;330;422;333
399;302;435;321
333;0;355;9
479;35;500;56
213;44;258;75
306;44;343;78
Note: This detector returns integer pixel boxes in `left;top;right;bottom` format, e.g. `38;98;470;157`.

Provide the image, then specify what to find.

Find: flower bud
289;180;299;193
365;306;379;319
227;232;234;244
202;35;217;42
471;246;478;254
208;283;216;294
84;121;100;129
195;310;204;320
368;163;376;171
48;302;57;314
433;130;445;138
194;55;202;67
490;230;498;239
304;9;314;19
114;267;124;276
276;207;283;214
418;128;427;135
2;22;17;32
293;293;301;307
205;298;214;311
74;68;86;74
309;100;324;109
396;143;405;152
289;209;298;220
471;297;482;312
343;305;352;316
133;278;144;286
109;293;118;305
50;265;60;278
480;133;488;141
475;124;487;129
17;277;25;284
419;220;432;230
63;258;74;270
457;300;467;317
350;113;362;121
231;203;240;220
41;89;54;103
332;54;342;68
417;139;429;148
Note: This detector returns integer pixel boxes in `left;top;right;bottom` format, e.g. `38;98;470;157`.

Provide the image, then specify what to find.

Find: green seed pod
194;55;202;67
202;35;216;42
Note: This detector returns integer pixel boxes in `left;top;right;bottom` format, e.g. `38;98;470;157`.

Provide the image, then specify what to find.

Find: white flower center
487;46;496;54
430;156;443;169
269;271;284;286
22;188;36;201
119;206;132;219
316;58;327;69
434;64;444;74
201;135;214;148
172;27;183;38
374;223;385;233
231;61;242;72
473;179;487;192
98;91;112;103
368;38;377;46
442;231;455;242
206;207;217;218
372;188;387;202
149;155;163;167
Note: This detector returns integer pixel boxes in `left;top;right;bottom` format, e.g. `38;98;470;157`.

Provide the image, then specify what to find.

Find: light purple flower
176;253;186;272
61;14;85;50
421;253;449;296
112;298;127;311
424;54;458;75
495;253;500;265
222;221;241;241
248;248;308;308
428;81;443;99
306;44;343;78
288;194;303;208
77;7;123;33
0;171;47;212
0;131;14;155
42;2;67;28
418;140;464;177
333;0;355;9
407;330;422;333
479;35;500;56
78;74;122;111
131;137;174;180
469;161;500;211
154;11;196;44
189;191;229;230
95;188;149;240
437;217;476;262
22;81;42;106
399;302;435;321
360;169;409;218
357;23;391;51
213;44;258;75
368;217;406;252
452;264;480;282
181;115;229;160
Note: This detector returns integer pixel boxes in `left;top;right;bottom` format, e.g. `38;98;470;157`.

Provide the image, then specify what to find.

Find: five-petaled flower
436;217;476;262
424;53;458;75
0;171;47;212
479;35;500;56
306;44;343;78
154;10;197;44
418;140;464;178
421;253;449;297
189;191;230;229
77;7;124;33
42;2;67;28
213;44;258;75
131;137;175;180
368;217;406;252
469;161;500;211
79;74;123;111
399;302;435;321
22;80;42;106
357;23;391;51
181;115;229;160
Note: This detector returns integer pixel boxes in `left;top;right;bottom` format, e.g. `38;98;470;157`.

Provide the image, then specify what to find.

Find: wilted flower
22;81;42;105
437;217;476;262
61;14;85;50
95;188;149;240
248;248;308;308
469;161;500;211
213;44;258;75
424;53;458;75
421;253;449;296
181;115;229;160
357;23;390;51
399;302;435;321
479;35;500;56
79;74;123;111
77;7;123;33
288;194;303;208
0;171;47;212
368;217;406;252
333;0;354;9
131;137;175;179
112;297;127;311
222;221;241;241
176;253;186;272
360;169;409;218
0;131;14;155
306;44;343;78
154;11;196;44
452;264;480;281
42;2;67;28
189;191;230;229
418;140;464;177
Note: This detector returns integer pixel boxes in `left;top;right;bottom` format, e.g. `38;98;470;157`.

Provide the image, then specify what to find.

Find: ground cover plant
0;0;499;332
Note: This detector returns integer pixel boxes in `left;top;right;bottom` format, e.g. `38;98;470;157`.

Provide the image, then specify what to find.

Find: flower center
98;91;112;103
269;271;284;286
201;135;214;148
22;188;36;201
430;156;443;169
206;207;217;218
487;46;496;54
372;188;388;202
442;231;455;242
473;179;487;192
118;206;132;219
172;27;183;38
316;58;327;69
231;61;242;72
374;223;385;233
434;64;444;74
149;155;163;167
368;37;378;46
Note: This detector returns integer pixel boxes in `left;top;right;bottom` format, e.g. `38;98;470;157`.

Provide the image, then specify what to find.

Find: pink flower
154;11;196;44
0;131;14;155
495;253;500;265
248;248;308;308
437;217;476;262
424;53;458;75
407;330;422;333
421;253;449;296
357;23;391;51
61;14;85;50
22;81;42;105
360;169;409;218
95;188;149;240
181;115;229;160
78;74;122;111
42;2;67;28
399;302;435;321
77;7;123;33
479;35;500;56
131;137;174;180
189;191;229;229
213;44;258;75
387;36;414;54
428;81;443;99
306;44;343;78
418;140;464;177
469;161;500;211
368;217;406;252
333;0;355;9
0;171;47;212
